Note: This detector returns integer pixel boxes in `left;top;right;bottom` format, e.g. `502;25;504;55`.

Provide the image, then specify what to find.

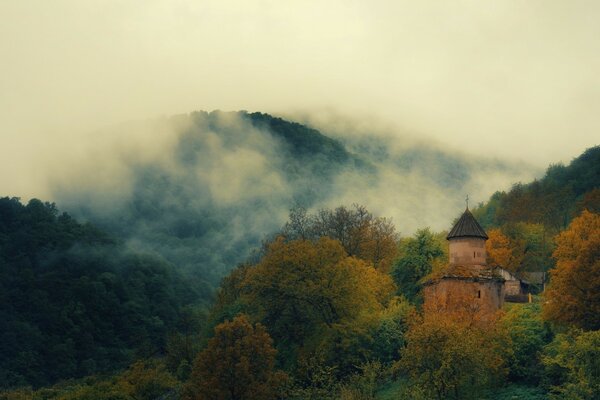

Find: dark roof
446;208;489;240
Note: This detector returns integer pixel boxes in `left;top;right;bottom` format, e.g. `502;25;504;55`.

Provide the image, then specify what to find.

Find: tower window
477;290;481;298
473;251;476;258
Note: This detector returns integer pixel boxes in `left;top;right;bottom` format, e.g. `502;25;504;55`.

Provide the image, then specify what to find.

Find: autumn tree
182;315;287;400
116;360;177;400
391;228;444;303
398;301;510;400
242;237;395;369
486;228;523;272
281;205;398;271
543;210;600;330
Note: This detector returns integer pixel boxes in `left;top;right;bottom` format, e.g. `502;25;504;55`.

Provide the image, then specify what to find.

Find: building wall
423;278;504;316
449;237;487;266
504;280;522;296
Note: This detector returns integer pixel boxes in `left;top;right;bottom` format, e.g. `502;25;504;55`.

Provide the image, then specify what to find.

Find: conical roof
446;208;488;240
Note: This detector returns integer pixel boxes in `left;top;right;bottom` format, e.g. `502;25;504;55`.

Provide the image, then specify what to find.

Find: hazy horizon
2;1;599;203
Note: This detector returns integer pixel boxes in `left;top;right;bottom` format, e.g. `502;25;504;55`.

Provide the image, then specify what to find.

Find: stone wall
423;278;504;316
449;237;487;266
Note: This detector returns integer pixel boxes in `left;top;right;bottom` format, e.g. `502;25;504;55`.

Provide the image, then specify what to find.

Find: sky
1;0;600;200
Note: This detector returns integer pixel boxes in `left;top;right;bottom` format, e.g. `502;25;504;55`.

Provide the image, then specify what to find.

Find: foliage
282;205;399;272
486;228;524;272
501;303;553;383
543;210;600;330
391;228;445;303
182;314;287;400
0;197;199;389
242;237;395;369
0;359;177;400
473;145;600;233
482;384;548;400
397;299;510;400
370;297;414;364
542;330;600;399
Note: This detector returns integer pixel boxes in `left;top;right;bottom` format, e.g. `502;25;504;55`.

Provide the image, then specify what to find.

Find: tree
398;301;510;400
543;330;600;399
391;228;444;303
543;210;600;330
281;205;399;271
242;237;395;370
116;360;177;400
501;303;552;383
486;228;521;271
183;315;287;400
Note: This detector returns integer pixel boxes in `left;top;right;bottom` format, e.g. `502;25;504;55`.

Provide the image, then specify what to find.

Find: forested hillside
471;145;600;274
0;197;202;388
2;113;598;399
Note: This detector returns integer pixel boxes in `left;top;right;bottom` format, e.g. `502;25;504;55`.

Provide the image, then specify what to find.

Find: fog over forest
44;110;540;285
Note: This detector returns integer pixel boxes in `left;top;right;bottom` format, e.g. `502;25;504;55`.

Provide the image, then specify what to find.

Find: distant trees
281;205;398;272
183;315;287;400
543;210;600;330
472;146;600;233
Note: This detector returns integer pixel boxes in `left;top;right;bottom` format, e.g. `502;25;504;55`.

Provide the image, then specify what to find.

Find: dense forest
1;116;599;399
0;198;203;388
472;145;600;276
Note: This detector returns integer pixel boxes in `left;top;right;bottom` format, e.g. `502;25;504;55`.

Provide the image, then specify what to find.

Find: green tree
391;228;444;303
501;303;552;383
543;330;600;399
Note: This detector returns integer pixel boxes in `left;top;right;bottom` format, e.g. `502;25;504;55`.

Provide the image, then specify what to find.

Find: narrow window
473;251;476;258
477;290;481;298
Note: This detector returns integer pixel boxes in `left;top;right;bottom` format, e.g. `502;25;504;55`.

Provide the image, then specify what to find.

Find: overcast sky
1;0;599;199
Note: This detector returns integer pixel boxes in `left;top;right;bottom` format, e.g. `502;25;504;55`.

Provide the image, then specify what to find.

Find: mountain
50;111;539;300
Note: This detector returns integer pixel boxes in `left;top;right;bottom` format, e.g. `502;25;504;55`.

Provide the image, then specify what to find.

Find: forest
0;120;599;399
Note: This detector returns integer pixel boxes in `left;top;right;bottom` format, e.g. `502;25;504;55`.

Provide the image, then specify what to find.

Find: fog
0;1;598;282
38;111;539;289
2;1;600;200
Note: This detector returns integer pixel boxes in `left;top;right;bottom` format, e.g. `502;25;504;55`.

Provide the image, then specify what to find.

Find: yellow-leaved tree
543;210;600;330
242;236;396;372
398;295;510;400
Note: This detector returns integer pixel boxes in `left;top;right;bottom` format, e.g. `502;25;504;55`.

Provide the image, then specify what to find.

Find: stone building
424;207;505;316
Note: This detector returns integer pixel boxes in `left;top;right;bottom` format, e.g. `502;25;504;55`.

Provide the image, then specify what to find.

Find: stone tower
447;207;488;266
423;207;504;316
